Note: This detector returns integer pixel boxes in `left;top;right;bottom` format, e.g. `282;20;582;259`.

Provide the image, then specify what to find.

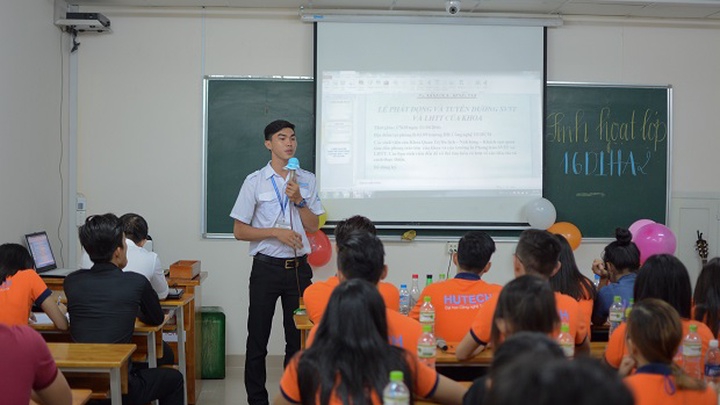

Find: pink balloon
307;230;332;267
634;223;677;264
629;219;655;241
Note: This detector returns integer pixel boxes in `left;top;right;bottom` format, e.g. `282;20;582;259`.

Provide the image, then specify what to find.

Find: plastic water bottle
425;274;433;287
624;298;634;321
399;284;410;316
608;296;624;337
593;274;601;289
418;324;437;368
383;370;410;405
705;339;720;384
557;322;574;358
419;296;435;333
409;274;421;308
683;324;703;379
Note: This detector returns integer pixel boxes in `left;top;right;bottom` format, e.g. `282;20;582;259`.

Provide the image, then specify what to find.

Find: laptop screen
24;232;58;273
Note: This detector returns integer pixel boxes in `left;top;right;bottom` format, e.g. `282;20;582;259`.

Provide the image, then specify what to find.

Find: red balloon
548;222;582;251
307;230;332;267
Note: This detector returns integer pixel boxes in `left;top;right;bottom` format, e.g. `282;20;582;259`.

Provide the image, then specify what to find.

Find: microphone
284;157;300;183
436;337;448;351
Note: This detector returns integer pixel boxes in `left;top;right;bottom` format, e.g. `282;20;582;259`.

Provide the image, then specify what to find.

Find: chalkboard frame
202;80;672;241
202;75;315;238
544;82;672;240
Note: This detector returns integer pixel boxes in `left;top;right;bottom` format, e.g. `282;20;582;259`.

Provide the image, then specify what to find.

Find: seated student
81;212;169;300
693;257;720;337
0;243;68;330
64;214;183;405
591;228;640;326
604;254;715;370
276;279;466;405
307;231;423;354
463;332;566;405
485;355;633;405
456;229;588;360
408;231;501;342
620;298;716;405
0;324;72;405
303;215;399;324
550;234;595;336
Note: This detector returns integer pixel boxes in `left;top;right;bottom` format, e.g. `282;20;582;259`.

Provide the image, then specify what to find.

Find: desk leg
110;367;122;405
176;307;188;405
148;332;157;369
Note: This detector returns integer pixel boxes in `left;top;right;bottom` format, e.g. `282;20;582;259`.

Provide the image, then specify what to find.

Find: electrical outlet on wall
446;242;458;255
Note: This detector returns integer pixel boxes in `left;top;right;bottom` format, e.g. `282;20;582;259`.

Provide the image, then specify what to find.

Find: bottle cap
689;324;698;333
422;324;432;333
412;274;418;278
389;370;404;381
711;340;719;349
400;284;407;289
561;323;569;333
613;296;621;302
424;296;431;302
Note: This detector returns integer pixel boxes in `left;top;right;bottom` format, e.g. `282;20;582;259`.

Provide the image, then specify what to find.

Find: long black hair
693;257;720;336
634;254;692;319
297;279;412;404
550;234;596;301
0;243;35;284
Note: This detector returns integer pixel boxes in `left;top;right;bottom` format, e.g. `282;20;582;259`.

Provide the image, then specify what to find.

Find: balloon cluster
628;218;677;264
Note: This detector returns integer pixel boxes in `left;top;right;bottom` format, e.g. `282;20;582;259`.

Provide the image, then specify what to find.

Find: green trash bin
201;306;226;379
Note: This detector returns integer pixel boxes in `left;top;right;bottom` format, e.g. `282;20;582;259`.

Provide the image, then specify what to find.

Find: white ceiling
71;0;720;20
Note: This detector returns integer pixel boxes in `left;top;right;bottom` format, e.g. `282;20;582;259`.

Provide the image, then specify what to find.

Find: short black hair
0;243;35;283
336;231;384;284
457;231;496;273
120;213;148;244
264;119;295;140
79;213;125;264
515;229;561;277
334;215;377;246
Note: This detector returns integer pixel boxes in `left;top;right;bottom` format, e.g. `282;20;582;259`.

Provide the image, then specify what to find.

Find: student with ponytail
620;298;716;405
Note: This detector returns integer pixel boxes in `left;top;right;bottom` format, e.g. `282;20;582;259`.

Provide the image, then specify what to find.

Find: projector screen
315;22;546;228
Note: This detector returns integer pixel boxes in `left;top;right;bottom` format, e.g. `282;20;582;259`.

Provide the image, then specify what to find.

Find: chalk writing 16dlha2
561;150;652;176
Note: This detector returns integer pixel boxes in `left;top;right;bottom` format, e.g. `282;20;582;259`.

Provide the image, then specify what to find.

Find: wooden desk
48;343;135;405
30;388;93;405
32;315;167;366
293;313;313;349
166;272;207;405
435;341;608;366
162;293;195;405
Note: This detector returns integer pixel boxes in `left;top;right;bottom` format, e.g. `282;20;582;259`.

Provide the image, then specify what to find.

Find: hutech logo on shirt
443;293;492;310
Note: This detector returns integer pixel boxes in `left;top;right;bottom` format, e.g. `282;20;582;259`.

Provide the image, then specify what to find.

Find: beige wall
73;9;720;355
0;0;68;260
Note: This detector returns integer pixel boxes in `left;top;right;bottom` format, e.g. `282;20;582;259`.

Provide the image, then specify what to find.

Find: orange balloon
548;222;582;250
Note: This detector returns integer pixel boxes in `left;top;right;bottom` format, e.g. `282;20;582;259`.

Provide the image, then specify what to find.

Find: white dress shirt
81;238;169;299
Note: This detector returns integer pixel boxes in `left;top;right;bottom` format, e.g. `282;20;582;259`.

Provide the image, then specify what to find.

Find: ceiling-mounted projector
55;12;111;32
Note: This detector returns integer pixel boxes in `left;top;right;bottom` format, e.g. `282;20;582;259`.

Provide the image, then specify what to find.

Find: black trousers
245;257;312;405
88;366;184;405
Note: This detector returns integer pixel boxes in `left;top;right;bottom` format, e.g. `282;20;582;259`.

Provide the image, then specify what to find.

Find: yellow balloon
318;211;328;228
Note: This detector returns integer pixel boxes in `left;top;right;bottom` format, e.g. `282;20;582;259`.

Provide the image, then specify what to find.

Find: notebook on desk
25;231;78;277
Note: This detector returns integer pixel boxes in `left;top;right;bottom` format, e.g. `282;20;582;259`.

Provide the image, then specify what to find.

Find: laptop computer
24;231;78;277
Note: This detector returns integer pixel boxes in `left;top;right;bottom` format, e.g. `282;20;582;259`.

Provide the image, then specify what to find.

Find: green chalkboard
204;77;315;236
544;83;670;238
203;80;670;239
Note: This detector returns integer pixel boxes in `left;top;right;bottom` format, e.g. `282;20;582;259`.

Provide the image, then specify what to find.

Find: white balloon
525;198;557;229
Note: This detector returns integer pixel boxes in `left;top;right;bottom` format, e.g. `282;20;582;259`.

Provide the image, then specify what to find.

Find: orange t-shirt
304;276;400;324
605;319;715;369
625;370;717;405
408;276;502;342
307;308;424;354
469;291;587;346
0;270;52;326
279;350;439;404
578;298;593;339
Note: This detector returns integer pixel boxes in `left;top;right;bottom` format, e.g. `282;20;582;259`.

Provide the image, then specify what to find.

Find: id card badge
274;218;291;230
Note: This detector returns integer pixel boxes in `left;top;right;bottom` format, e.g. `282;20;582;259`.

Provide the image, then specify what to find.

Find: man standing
230;119;323;405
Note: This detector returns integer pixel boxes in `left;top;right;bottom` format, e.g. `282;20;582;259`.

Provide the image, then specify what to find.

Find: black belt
254;253;308;269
